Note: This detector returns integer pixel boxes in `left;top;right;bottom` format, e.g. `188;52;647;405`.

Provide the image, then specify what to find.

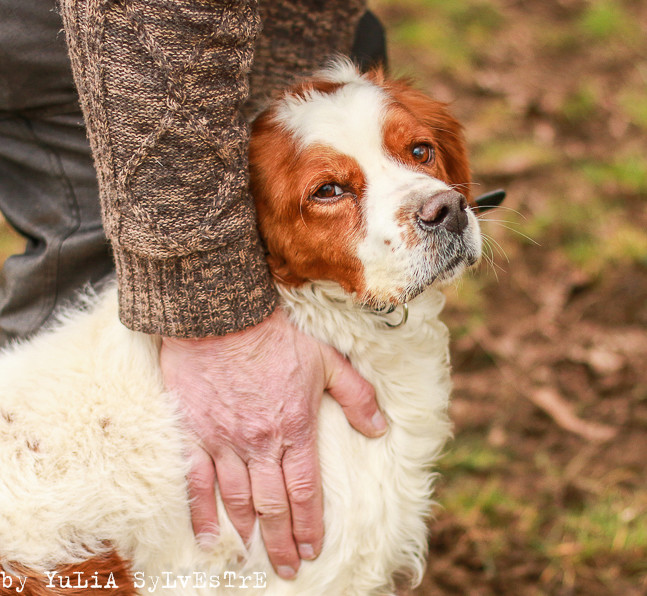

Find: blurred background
368;0;647;594
1;0;645;593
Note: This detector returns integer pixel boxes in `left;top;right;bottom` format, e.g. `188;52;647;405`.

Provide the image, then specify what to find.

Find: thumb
320;345;387;438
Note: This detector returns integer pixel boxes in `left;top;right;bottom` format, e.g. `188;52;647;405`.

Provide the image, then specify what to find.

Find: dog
0;60;481;595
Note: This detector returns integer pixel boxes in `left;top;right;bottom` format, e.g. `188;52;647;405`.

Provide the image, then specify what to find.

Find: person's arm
58;0;382;579
59;0;275;335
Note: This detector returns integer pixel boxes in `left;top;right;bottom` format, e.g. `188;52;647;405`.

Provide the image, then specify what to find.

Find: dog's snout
417;190;468;235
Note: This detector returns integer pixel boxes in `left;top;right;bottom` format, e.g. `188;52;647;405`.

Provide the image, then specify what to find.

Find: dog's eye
412;144;435;165
312;183;345;201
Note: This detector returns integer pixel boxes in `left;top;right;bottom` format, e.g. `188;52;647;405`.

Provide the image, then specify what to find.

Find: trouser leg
0;112;113;345
0;0;113;347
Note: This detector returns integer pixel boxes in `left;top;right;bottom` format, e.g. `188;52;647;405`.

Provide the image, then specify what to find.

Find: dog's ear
249;108;310;287
375;76;473;203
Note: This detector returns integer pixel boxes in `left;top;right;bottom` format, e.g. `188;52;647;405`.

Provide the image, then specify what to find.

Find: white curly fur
0;279;455;595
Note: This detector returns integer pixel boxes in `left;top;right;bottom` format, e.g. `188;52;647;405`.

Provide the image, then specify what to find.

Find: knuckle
353;381;377;411
221;491;253;512
287;481;318;506
242;422;278;450
255;501;290;522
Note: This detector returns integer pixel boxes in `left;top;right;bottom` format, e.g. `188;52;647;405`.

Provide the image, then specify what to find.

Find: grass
577;1;638;42
579;154;647;196
437;435;647;583
376;0;505;76
560;84;601;124
619;89;647;131
519;193;647;274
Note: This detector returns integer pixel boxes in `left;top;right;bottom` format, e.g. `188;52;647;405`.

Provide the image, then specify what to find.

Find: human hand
159;308;386;579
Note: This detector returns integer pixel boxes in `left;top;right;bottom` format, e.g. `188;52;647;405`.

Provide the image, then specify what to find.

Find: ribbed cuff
113;237;278;338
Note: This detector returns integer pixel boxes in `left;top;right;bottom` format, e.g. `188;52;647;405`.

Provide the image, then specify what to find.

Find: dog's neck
275;280;446;353
276;279;452;441
276;280;408;328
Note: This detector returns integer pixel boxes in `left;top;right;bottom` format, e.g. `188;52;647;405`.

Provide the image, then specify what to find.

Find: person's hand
159;308;386;580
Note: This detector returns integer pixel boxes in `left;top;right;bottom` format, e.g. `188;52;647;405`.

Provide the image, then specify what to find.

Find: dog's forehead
275;81;388;163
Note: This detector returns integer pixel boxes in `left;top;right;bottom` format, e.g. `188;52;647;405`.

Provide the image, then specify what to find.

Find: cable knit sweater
58;0;366;337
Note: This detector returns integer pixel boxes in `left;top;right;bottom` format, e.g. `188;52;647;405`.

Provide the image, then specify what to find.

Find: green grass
619;89;647;131
560;84;601;124
562;494;647;557
438;435;647;581
439;435;510;477
520;193;647;274
577;1;637;41
377;0;505;76
579;154;647;196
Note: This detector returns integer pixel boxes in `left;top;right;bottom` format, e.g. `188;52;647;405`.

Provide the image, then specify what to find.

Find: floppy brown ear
380;78;473;203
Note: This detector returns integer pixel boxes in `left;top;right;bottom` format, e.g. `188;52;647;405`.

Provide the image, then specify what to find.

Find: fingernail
277;566;296;580
372;411;387;433
298;543;315;560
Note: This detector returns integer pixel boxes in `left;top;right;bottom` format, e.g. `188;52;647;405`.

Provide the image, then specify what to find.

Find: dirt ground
369;0;647;594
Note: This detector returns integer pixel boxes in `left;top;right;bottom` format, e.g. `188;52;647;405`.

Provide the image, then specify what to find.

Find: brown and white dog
0;61;481;595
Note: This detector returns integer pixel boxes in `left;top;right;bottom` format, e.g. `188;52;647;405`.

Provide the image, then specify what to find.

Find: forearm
59;0;277;336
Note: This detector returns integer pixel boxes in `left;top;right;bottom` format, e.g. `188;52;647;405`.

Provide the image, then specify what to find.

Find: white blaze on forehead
275;79;387;162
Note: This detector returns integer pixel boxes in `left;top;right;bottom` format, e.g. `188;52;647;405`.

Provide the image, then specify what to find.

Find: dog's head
250;61;481;306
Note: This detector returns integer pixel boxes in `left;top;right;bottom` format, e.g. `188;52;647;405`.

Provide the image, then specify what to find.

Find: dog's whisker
492;223;540;246
478;214;539;247
481;232;510;263
479;237;505;280
477;206;526;219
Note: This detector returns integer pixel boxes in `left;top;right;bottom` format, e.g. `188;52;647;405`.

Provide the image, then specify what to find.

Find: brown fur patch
0;550;135;596
250;105;367;296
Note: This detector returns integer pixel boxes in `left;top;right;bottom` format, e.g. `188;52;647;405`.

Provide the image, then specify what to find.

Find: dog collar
366;302;409;328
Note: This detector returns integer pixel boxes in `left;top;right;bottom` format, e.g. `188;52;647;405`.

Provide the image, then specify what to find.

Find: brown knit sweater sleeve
58;0;276;337
58;0;365;337
247;1;368;117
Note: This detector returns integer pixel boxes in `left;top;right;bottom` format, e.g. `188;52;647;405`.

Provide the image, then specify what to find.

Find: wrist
161;307;285;352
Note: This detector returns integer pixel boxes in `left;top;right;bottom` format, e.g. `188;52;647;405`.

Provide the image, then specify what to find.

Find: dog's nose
417;190;468;235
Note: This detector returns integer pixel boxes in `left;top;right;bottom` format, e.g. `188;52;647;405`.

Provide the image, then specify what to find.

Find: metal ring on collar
385;302;409;328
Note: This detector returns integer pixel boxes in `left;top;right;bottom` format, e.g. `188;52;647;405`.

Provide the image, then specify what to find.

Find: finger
321;345;387;437
186;446;220;549
213;447;256;545
248;459;300;580
282;443;323;561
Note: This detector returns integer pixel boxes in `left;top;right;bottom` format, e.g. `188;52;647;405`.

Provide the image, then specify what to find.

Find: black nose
417;190;468;235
